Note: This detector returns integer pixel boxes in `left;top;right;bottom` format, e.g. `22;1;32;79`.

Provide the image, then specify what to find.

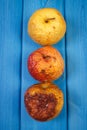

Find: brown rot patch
49;65;52;68
53;26;55;29
41;69;45;73
24;93;57;121
42;55;51;61
53;57;56;61
45;20;49;23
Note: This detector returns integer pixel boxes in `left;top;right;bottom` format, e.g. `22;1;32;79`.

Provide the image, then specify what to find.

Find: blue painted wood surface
0;0;87;130
65;0;87;130
0;0;22;130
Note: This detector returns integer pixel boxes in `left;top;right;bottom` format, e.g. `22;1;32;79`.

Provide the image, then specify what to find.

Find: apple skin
24;82;64;121
27;46;64;82
28;8;66;46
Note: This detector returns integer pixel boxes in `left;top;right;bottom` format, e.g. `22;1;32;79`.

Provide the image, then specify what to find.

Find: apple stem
45;18;55;23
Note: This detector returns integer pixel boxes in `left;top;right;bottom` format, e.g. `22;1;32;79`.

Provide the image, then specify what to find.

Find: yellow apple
28;8;66;45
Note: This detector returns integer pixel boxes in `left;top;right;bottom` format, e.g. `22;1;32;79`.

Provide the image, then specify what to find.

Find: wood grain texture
21;0;67;130
0;0;22;130
65;0;87;130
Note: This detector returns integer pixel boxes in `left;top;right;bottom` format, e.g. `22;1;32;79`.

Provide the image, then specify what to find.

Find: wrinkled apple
27;46;64;82
24;82;64;121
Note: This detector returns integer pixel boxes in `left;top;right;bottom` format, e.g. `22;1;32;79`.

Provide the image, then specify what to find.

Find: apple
27;46;64;82
28;8;66;45
24;82;64;121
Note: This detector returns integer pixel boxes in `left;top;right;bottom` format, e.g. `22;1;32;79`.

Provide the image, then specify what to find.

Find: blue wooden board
0;0;87;130
65;0;87;130
0;0;22;129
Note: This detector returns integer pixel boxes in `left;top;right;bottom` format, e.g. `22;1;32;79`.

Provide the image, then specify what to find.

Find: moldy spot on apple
24;93;57;121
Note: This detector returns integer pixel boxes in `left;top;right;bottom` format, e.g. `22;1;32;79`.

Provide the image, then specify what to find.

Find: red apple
27;46;64;82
